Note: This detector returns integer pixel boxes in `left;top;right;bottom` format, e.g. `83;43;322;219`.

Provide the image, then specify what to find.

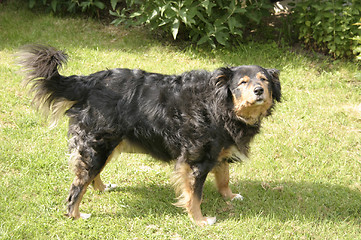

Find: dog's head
213;65;281;125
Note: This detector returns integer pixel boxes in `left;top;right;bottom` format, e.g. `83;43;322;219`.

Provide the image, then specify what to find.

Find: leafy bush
25;0;361;59
110;0;274;47
293;0;361;58
28;0;106;14
351;19;361;60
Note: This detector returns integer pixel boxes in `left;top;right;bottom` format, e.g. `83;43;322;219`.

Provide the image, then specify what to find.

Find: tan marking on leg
67;177;91;219
172;163;216;226
92;174;106;191
67;143;123;218
172;163;193;209
188;196;204;225
212;162;238;200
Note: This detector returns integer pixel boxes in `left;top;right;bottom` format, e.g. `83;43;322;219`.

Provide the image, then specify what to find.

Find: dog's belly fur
111;139;248;165
114;139;148;155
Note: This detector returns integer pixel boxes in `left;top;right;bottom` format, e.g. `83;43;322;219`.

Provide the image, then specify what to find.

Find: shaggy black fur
18;44;281;225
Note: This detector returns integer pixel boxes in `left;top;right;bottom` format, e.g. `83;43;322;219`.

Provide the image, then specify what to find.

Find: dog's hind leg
92;143;123;192
92;174;118;192
92;174;107;192
66;137;119;219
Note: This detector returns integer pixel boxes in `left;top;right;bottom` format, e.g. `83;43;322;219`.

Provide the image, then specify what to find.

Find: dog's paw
196;217;217;226
80;213;92;219
231;194;244;201
205;217;217;225
104;183;117;192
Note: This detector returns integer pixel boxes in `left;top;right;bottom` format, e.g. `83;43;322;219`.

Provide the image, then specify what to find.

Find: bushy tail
18;44;77;126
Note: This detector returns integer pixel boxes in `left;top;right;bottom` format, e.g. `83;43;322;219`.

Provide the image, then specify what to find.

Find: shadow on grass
91;180;361;223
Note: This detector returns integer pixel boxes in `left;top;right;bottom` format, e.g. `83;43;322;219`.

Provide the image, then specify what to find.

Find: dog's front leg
212;162;243;201
173;162;216;226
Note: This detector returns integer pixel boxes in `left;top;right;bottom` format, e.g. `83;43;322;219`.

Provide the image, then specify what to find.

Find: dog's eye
238;81;247;86
237;76;250;87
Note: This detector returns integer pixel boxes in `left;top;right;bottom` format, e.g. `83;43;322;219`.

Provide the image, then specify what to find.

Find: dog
18;44;281;226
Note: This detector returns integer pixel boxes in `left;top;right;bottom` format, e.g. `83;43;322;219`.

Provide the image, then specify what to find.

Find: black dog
18;45;281;226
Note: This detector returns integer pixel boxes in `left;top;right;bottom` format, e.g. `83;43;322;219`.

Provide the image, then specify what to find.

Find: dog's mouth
254;97;265;105
234;97;272;125
236;96;266;109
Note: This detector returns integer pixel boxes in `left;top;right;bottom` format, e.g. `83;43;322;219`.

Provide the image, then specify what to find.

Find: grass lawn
1;1;361;239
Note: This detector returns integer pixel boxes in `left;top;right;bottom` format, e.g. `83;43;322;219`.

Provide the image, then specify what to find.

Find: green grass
1;1;361;239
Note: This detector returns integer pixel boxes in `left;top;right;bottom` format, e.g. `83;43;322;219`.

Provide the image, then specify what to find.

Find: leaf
111;18;123;26
29;0;36;9
201;0;209;9
234;7;246;14
129;11;142;18
50;0;57;12
225;0;236;15
149;9;159;21
179;9;188;24
215;30;228;45
201;0;216;15
171;18;180;39
93;1;105;10
197;35;210;45
179;8;195;26
184;0;194;7
245;11;262;24
196;11;210;25
164;5;177;19
109;10;120;17
67;2;77;12
227;16;242;34
324;35;332;42
80;2;90;12
160;2;170;16
111;0;118;10
214;19;228;32
158;18;170;27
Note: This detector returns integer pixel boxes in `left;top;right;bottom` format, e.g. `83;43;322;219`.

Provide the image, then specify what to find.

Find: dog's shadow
91;180;361;223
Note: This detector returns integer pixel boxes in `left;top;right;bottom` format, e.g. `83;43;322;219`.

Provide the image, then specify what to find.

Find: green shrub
27;0;106;14
351;19;361;60
293;0;361;58
24;0;361;59
110;0;274;47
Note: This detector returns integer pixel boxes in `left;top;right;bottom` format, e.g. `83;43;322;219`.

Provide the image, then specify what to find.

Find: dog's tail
18;44;84;126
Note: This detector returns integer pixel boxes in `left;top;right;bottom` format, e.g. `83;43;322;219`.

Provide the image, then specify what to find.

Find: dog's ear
267;68;281;102
212;67;233;88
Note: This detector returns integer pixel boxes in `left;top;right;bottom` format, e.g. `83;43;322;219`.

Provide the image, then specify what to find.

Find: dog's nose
254;86;264;96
